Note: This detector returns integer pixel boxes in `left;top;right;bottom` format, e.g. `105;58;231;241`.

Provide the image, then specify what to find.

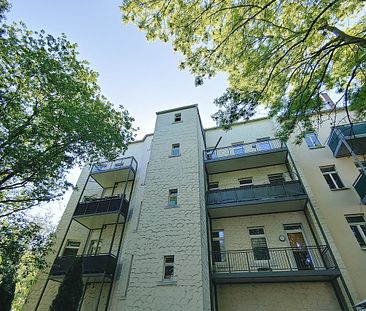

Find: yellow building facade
24;105;366;311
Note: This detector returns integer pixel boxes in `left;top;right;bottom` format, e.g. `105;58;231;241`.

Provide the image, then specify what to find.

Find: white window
174;113;181;122
63;240;80;257
249;228;270;260
212;230;225;262
208;182;219;190
257;137;272;151
232;142;245;155
171;143;180;157
320;165;345;190
268;173;285;184
163;256;174;280
346;215;366;248
168;189;178;207
239;177;253;187
304;132;322;148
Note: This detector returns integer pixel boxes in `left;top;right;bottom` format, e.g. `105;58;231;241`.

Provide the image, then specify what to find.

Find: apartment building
24;105;366;311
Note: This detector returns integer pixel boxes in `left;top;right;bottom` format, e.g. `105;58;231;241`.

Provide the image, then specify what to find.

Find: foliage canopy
121;0;366;139
0;2;135;217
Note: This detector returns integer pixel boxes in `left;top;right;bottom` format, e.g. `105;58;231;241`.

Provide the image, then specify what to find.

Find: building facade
24;105;366;311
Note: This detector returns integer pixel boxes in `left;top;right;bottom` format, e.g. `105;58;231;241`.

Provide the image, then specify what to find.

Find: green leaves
121;0;366;140
0;16;136;216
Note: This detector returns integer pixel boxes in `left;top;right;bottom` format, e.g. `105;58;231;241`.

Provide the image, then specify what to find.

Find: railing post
227;252;231;273
246;250;250;272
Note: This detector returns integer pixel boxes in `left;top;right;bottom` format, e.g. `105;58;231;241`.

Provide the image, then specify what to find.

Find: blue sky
8;0;230;138
7;0;233;223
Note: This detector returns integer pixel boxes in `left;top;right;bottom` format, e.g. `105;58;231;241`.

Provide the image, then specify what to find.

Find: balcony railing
207;181;306;206
204;138;286;161
91;156;137;174
328;122;366;157
354;172;366;204
50;254;117;278
211;246;336;274
74;195;129;218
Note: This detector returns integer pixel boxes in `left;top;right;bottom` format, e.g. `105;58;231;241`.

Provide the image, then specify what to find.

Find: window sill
309;145;325;150
330;187;349;191
169;154;181;158
172;121;183;124
157;280;177;286
361;247;366;251
165;204;180;209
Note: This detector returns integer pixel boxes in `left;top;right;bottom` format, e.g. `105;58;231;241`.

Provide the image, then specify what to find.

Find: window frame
212;230;225;262
346;215;366;248
168;189;178;207
249;227;270;261
304;132;322;149
239;177;253;187
320;165;345;190
163;255;175;280
208;182;219;190
63;240;81;257
174;113;182;123
171;143;180;157
268;173;285;184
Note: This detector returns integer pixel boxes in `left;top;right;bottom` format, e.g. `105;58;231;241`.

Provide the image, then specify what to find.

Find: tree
0;213;54;311
121;0;366;140
0;2;135;217
49;257;83;311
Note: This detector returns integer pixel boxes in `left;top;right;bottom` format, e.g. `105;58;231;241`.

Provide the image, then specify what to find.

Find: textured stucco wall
217;282;341;311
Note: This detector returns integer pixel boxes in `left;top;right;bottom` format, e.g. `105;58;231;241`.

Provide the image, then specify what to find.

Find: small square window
304;132;322;148
174;113;182;122
163;256;174;280
168;189;178;207
208;182;219;190
171;144;180;157
320;165;345;190
239;177;253;187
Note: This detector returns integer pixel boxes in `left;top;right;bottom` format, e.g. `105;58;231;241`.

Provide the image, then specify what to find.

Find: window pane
164;266;174;279
346;216;365;223
171;144;180;156
323;174;336;189
239;178;253;187
268;173;285;184
320;166;335;173
233;144;245;155
251;238;270;260
331;173;344;188
249;228;264;235
209;182;219;190
350;226;366;246
360;224;366;237
63;248;78;256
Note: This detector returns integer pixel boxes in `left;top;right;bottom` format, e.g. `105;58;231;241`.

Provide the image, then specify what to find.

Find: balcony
211;246;340;283
207;181;307;218
90;157;137;188
354;172;366;204
73;196;129;229
328;122;366;157
49;254;117;282
204;139;287;174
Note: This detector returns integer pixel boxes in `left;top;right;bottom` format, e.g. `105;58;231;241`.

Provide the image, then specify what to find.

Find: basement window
208;182;219;190
239;177;253;187
163;256;175;280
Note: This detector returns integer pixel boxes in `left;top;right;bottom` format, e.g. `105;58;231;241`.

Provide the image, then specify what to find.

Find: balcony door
284;225;314;270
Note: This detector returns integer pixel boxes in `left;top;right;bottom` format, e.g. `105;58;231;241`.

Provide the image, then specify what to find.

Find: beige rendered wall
110;106;210;311
23;134;153;311
288;111;366;302
217;282;341;311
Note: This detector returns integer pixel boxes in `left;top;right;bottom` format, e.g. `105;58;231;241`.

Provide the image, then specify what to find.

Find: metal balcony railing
73;195;129;218
207;181;306;206
204;138;286;161
50;254;117;277
91;156;137;174
211;246;336;274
